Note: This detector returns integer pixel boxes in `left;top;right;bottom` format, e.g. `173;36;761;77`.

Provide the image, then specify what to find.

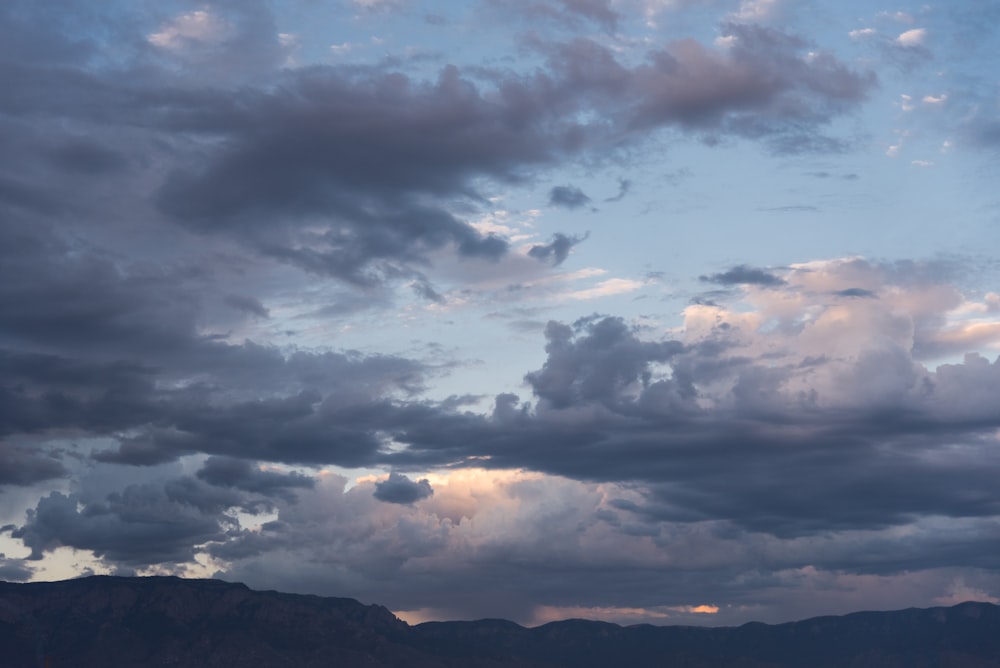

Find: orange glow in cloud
530;603;719;626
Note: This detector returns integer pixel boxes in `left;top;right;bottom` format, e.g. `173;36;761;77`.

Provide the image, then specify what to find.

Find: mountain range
1;576;998;667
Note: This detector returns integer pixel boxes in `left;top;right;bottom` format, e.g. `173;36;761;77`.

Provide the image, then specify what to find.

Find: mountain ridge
1;575;998;667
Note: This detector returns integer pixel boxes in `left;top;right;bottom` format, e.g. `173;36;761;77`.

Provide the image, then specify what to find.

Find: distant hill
1;576;999;667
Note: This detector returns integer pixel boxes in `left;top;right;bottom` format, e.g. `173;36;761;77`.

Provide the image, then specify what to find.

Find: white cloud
148;9;234;52
469;208;538;243
714;35;738;49
848;28;876;40
564;278;645;301
886;128;910;157
911;159;934;167
922;93;947;105
896;28;927;47
730;0;781;22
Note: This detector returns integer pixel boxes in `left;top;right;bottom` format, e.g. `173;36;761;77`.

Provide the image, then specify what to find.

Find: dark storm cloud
197;456;315;502
0;445;65;486
548;185;592;209
528;232;588;266
89;381;429;468
0;223;202;359
373;472;434;504
0;349;159;438
0;555;32;582
12;488;227;565
700;264;786;286
0;224;433;468
9;468;307;567
150;63;561;282
1;0;968;608
0;1;874;289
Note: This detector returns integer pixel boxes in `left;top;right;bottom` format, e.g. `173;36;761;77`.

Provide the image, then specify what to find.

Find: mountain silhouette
1;576;999;667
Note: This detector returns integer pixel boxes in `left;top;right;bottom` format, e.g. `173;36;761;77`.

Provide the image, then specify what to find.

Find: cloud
604;178;631;203
223;294;270;318
196;457;316;502
563;278;645;301
533;27;875;150
384;259;1000;539
0;555;33;581
528;233;589;266
729;0;782;23
373;472;434;504
145;27;865;279
848;17;931;70
700;265;786;286
0;444;66;486
524;317;684;409
144;3;293;79
896;28;927;47
0;2;874;295
148;10;234;52
8;252;1000;624
213;467;1000;626
548;185;592;209
493;0;620;31
13;487;229;565
2;0;998;629
153;64;519;284
834;287;877;298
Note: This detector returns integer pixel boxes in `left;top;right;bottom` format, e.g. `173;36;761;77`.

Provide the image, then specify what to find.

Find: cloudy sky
3;0;1000;627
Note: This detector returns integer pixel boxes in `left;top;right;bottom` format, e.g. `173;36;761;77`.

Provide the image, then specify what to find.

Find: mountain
1;576;999;667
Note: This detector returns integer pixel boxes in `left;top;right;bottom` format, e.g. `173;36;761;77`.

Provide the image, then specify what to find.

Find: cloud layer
1;0;1000;628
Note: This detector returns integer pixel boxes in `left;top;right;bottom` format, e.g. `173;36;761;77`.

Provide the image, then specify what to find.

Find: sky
2;0;1000;628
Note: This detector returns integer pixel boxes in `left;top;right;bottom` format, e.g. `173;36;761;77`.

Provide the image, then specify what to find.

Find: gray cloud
0;555;33;581
835;287;878;298
0;444;66;486
373;472;434;504
525;316;684;409
3;0;996;629
604;178;631;203
384;298;1000;540
548;185;592;209
224;294;269;318
0;1;873;290
528;232;588;266
13;488;227;565
532;25;875;151
700;265;786;286
196;456;315;502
